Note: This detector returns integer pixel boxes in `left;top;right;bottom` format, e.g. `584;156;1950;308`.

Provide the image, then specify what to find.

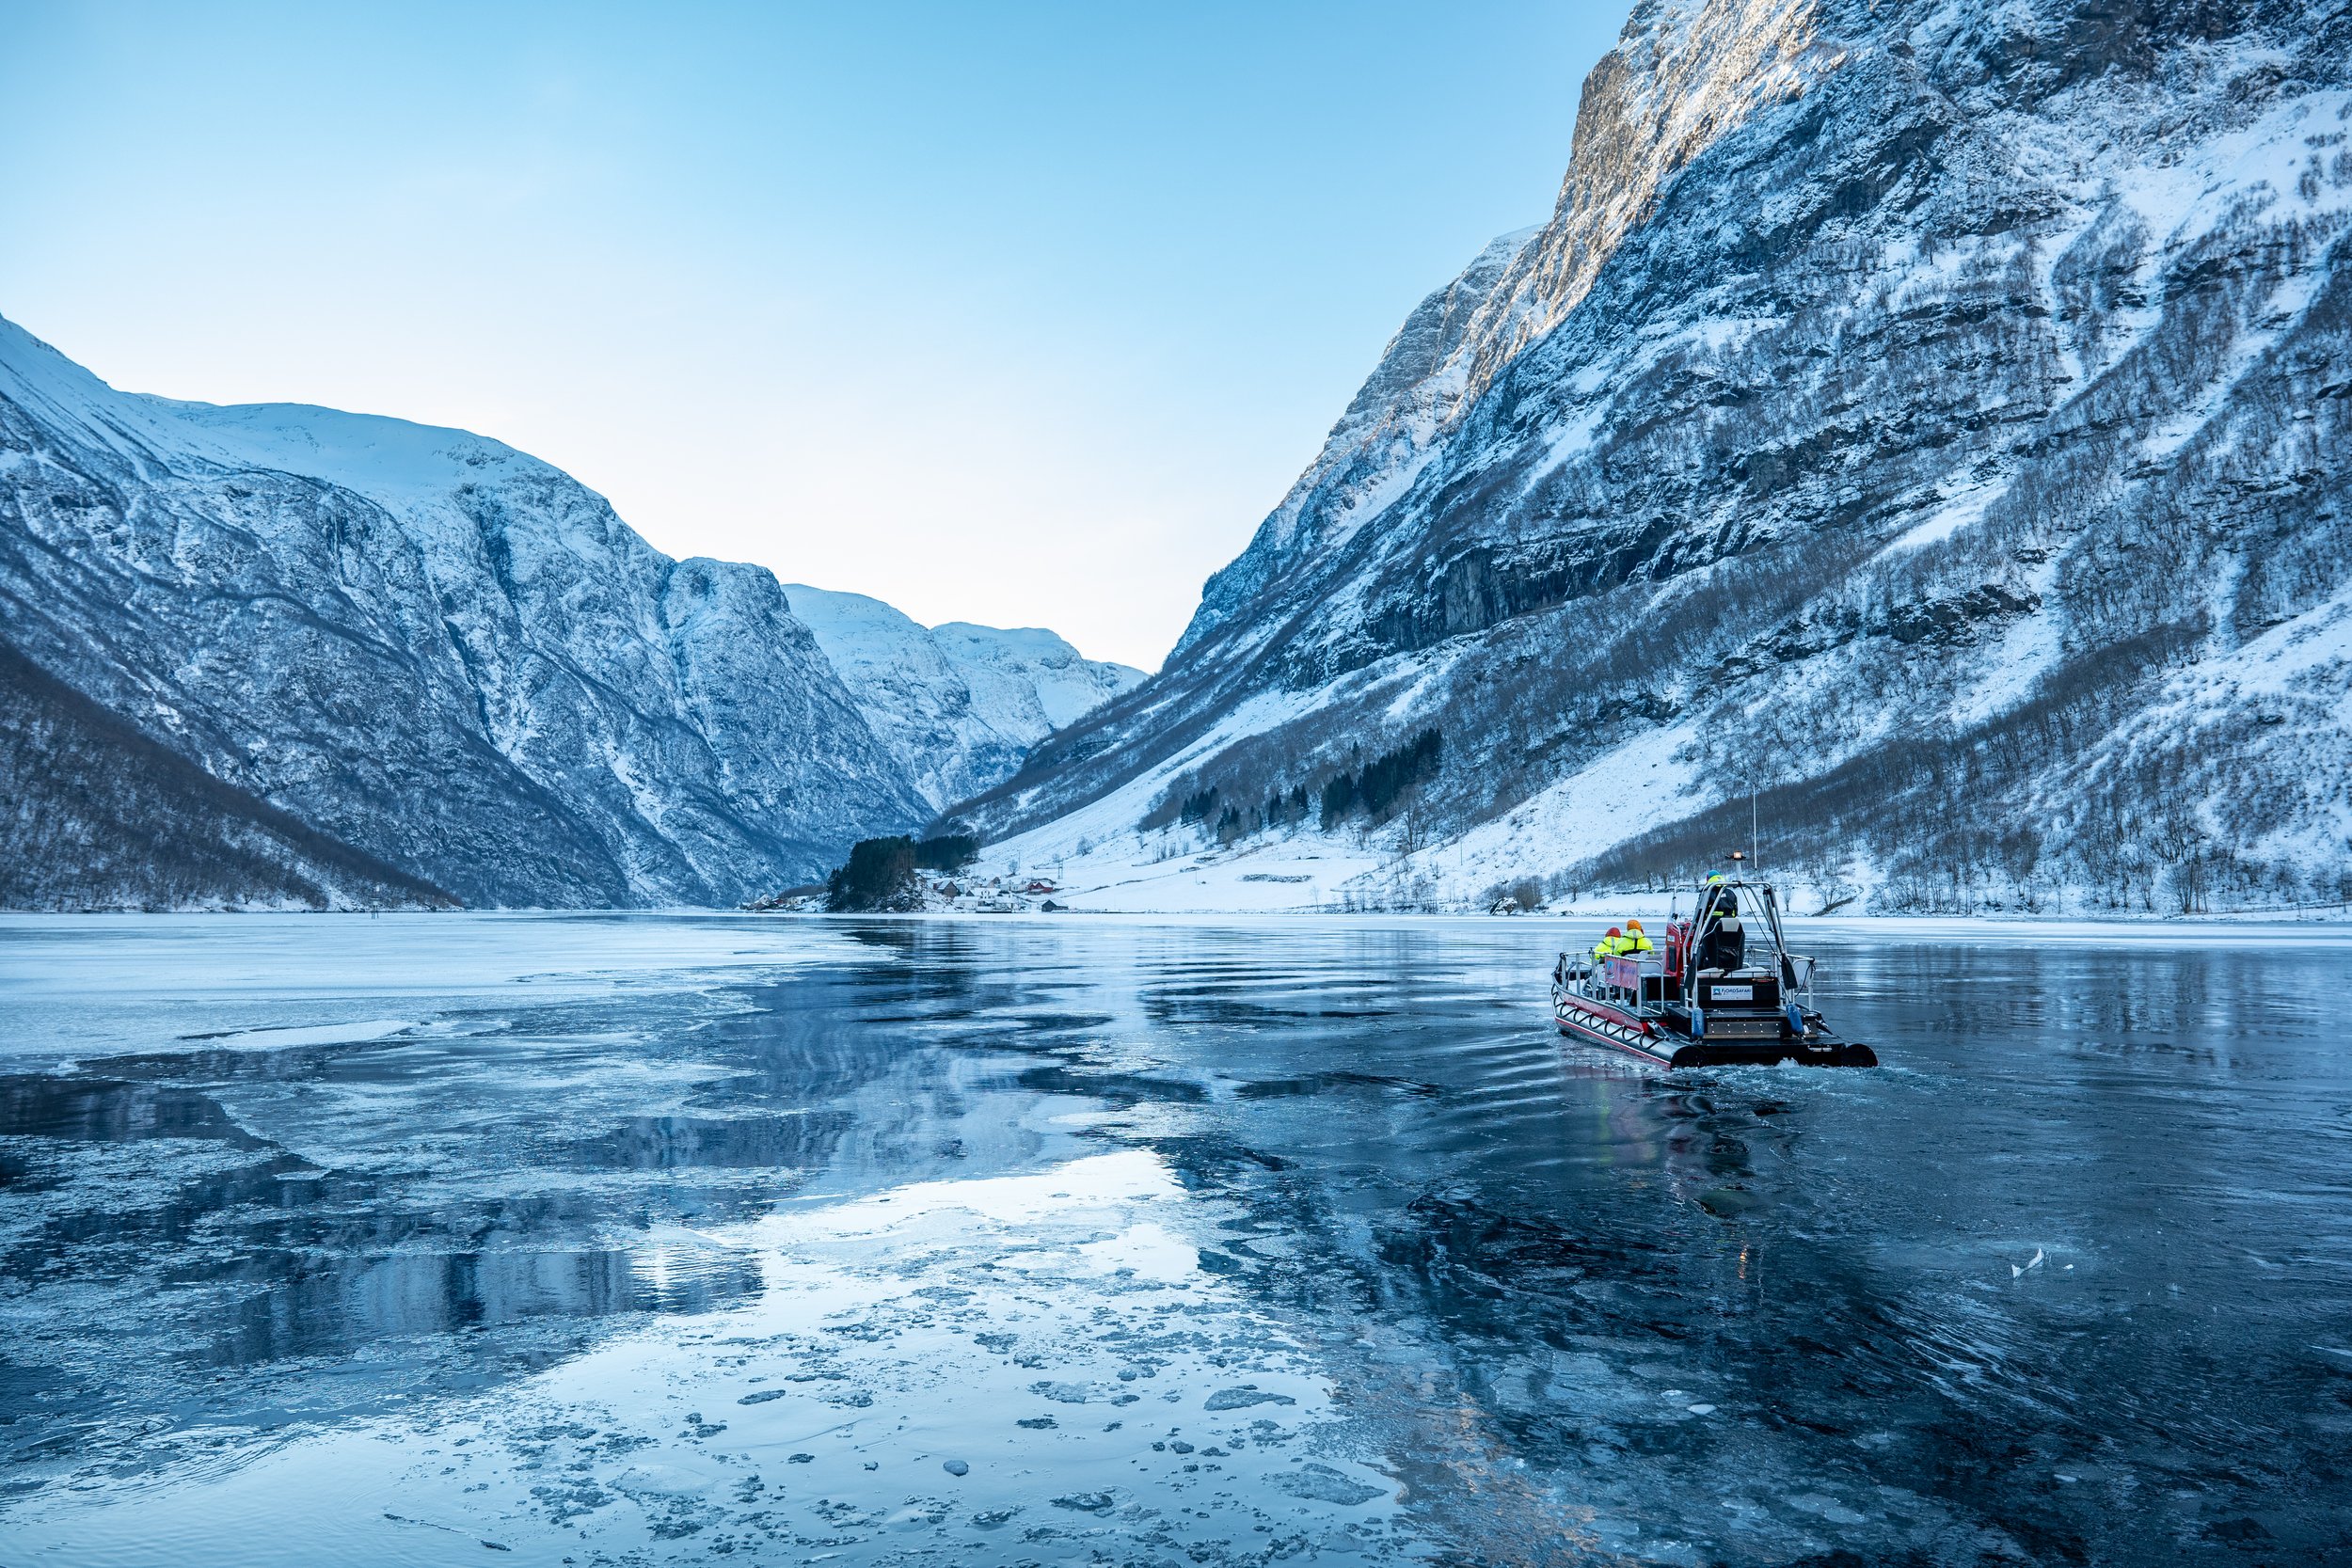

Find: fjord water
1;915;2345;1565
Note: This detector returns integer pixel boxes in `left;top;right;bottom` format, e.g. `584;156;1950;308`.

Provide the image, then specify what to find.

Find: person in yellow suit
1624;919;1655;952
1592;926;1624;961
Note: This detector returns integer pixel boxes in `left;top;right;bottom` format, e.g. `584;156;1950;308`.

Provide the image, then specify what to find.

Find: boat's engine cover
1696;969;1780;1009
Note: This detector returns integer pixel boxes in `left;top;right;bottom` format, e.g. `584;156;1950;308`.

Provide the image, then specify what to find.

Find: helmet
1605;927;1622;939
1626;919;1645;931
1707;873;1725;884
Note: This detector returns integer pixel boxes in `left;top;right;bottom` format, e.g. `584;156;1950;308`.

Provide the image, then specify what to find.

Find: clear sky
2;2;1624;671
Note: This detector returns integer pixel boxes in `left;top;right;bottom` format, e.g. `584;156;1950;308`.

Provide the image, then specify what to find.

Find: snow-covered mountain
0;316;946;908
783;584;1144;812
0;315;1156;910
954;0;2352;916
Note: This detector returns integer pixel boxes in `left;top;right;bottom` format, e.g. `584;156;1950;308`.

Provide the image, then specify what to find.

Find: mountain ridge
946;0;2352;917
0;316;1125;909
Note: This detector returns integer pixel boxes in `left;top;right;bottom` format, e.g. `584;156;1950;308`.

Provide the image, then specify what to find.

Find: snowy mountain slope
778;585;1007;813
957;0;2352;915
0;315;932;908
929;622;1146;734
780;585;1143;813
1;640;455;911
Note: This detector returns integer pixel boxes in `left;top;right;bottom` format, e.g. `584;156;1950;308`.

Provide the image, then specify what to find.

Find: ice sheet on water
173;1018;421;1051
5;1148;1417;1564
0;912;862;1062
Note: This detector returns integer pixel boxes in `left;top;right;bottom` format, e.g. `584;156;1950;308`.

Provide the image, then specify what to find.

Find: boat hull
1553;1000;1877;1069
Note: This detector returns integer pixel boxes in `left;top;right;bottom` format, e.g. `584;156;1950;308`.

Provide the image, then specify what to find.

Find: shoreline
5;906;2350;935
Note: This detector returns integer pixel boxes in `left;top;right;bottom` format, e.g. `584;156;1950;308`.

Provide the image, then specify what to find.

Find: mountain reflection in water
0;913;2345;1565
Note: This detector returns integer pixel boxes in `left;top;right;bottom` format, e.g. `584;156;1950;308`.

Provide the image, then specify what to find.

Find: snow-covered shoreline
9;904;2348;932
782;911;2352;940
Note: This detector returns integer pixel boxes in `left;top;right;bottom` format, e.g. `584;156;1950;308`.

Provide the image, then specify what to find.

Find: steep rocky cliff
959;0;2352;914
0;316;931;908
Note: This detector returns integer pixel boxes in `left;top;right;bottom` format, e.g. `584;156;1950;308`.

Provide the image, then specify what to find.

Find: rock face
783;585;1145;813
0;315;932;908
961;0;2352;914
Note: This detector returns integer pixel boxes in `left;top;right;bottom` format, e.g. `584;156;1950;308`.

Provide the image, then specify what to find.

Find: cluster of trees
824;832;977;911
1144;728;1447;847
1319;729;1443;828
913;833;977;871
1168;782;1313;847
825;836;918;912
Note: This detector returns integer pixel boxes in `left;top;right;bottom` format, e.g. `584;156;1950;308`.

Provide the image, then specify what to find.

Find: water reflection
210;1243;765;1368
574;1113;853;1171
0;1074;268;1150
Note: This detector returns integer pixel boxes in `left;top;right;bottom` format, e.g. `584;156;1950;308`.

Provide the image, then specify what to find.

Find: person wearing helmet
1592;925;1624;962
1624;918;1654;952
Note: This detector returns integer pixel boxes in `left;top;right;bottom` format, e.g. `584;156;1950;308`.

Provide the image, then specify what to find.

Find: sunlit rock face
0;315;932;907
962;0;2352;914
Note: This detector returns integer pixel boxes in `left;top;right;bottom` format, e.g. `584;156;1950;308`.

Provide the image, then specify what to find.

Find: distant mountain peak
783;583;1145;813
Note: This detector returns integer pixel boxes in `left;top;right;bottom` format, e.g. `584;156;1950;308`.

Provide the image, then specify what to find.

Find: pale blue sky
2;3;1623;669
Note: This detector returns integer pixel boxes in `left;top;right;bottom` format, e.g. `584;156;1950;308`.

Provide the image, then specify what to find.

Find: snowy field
945;798;2352;919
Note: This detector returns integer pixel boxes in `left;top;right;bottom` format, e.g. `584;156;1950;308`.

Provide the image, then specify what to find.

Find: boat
1551;872;1878;1068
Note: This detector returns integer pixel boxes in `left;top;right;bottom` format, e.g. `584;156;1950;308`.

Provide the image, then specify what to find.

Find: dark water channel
0;914;2346;1566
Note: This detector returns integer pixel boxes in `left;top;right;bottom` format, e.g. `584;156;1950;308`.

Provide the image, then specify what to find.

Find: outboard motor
1695;889;1745;973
